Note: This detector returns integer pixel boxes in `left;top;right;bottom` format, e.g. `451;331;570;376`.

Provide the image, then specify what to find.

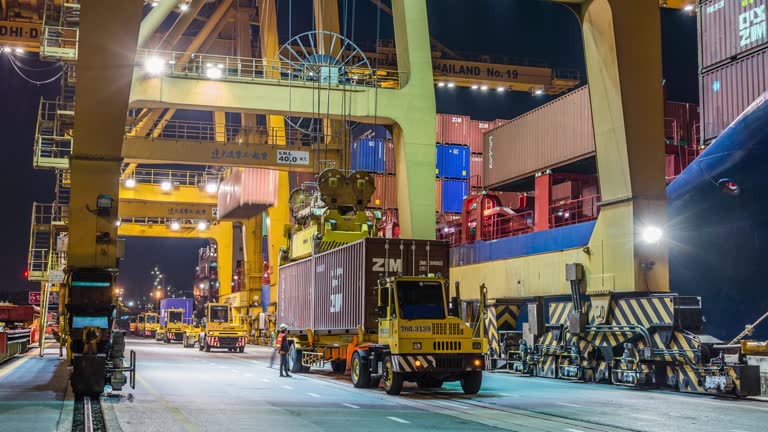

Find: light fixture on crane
205;182;218;193
197;221;209;231
124;178;136;188
205;64;224;80
641;226;663;244
170;221;181;231
160;181;172;192
144;56;166;76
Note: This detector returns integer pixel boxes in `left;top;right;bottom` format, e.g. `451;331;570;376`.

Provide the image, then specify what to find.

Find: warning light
23;269;29;279
414;360;422;368
473;359;482;367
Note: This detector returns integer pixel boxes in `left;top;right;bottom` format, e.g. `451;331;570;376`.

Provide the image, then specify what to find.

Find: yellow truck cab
182;319;201;348
162;308;186;343
129;316;138;335
140;313;160;338
198;304;247;353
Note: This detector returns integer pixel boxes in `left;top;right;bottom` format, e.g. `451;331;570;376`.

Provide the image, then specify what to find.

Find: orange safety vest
275;333;285;350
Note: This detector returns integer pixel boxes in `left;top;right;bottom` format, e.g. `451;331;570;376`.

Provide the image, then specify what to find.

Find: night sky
0;1;698;304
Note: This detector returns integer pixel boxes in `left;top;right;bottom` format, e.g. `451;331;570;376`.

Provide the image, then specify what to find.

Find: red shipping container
470;155;484;188
218;168;279;219
289;171;315;191
551;181;579;202
277;258;315;330
700;48;768;141
699;0;768;70
384;139;395;174
664;101;700;143
436;113;470;145
369;174;397;209
665;154;676;180
469;120;492;154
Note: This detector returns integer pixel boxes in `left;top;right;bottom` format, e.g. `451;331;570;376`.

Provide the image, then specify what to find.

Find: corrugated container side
700;49;768;141
469;120;492;154
384;140;395;174
159;298;194;326
435;178;442;214
699;0;768;70
313;241;366;332
218;168;279;219
437;114;471;145
289;171;315;191
470;155;484;188
437;144;470;179
278;259;315;331
351;139;386;173
370;174;397;209
441;179;468;213
483;86;595;187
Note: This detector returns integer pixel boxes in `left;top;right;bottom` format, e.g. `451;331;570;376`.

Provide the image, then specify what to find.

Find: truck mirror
377;305;387;319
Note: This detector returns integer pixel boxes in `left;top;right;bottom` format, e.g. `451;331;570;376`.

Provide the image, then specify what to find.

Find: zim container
277;238;450;333
436;114;471;145
698;0;768;70
469;120;493;154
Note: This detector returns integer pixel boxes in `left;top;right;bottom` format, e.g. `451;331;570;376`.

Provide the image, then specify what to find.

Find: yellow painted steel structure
117;221;234;299
129;0;437;240
452;0;668;298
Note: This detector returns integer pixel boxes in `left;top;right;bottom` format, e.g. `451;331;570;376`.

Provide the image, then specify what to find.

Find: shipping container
436;178;442;214
218;168;279;219
437;114;471;145
384;140;395;174
369;174;397;209
470;155;484;187
159;298;194;326
350;124;392;142
469;120;493;154
351;139;386;173
441;179;468;213
289;171;315;191
700;48;768;141
698;0;768;70
664;101;700;143
483;86;595;188
278;238;450;333
551;181;579;202
437;144;470;179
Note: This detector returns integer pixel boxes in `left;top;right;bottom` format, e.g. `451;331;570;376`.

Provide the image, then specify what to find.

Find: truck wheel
204;340;211;352
350;351;370;388
239;346;245;353
288;344;304;373
417;375;444;389
461;371;482;395
198;338;204;351
383;356;404;395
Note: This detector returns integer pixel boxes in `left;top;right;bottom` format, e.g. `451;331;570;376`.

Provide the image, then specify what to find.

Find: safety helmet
279;324;288;331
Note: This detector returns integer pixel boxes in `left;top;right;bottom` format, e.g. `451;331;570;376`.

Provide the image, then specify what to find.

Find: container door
377;283;394;346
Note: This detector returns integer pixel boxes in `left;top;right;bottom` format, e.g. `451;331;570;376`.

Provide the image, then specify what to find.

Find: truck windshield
168;311;183;324
210;306;229;323
396;280;446;319
146;315;158;324
138;315;145;324
130;316;136;323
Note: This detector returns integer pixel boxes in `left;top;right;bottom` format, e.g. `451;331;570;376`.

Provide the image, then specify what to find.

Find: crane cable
3;53;62;85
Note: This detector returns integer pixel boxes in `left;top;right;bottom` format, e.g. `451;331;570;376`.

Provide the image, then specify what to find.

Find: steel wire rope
3;54;62;85
373;0;385;205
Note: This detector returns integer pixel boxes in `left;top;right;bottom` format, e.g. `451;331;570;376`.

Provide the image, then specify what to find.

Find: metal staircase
34;98;73;169
40;1;80;61
27;203;68;282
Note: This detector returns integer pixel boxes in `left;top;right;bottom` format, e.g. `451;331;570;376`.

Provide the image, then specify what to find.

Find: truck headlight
473;358;483;368
208;332;213;336
413;342;422;350
473;342;481;350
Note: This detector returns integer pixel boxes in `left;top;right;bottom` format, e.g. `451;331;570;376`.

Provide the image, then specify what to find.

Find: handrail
135;49;405;89
549;195;600;228
123;167;223;187
481;210;533;241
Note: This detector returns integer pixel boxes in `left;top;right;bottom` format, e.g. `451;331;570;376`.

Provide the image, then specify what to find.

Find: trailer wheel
239;346;245;353
351;351;370;388
288;344;306;373
204;339;211;352
383;356;404;395
198;338;204;351
461;371;482;395
331;360;346;374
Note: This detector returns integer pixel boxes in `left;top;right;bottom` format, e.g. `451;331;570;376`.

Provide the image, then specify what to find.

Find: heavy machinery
0;304;34;364
161;308;186;344
182;319;202;348
128;315;138;335
61;269;135;396
279;238;487;395
198;303;247;353
280;169;379;264
136;312;159;338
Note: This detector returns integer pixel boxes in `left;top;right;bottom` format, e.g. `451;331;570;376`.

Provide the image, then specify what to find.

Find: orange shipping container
437;113;470;145
369;174;397;209
218;168;279;219
469;120;492;154
483;86;595;188
470;155;484;188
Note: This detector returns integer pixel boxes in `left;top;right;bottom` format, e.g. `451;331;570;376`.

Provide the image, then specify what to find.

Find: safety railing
34;99;73;169
48;250;67;272
118;217;214;227
40;26;79;61
135;49;405;89
549;195;600;229
481;210;534;241
437;223;463;247
123;167;223;188
31;202;69;227
27;248;50;282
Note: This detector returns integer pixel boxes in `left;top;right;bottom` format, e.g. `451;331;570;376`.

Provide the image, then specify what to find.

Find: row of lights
145;54;224;80
122;178;219;194
115;219;210;231
438;82;544;96
150;1;189;11
1;47;24;54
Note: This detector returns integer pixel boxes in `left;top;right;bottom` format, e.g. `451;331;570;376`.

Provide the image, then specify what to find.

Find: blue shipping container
437;144;470;179
441;179;468;213
351;124;392;142
159;298;194;326
351;139;386;173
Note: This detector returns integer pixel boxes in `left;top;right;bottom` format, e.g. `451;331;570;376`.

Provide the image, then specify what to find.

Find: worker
275;324;291;377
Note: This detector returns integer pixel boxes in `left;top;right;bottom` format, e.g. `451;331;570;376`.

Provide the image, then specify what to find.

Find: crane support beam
155;0;207;51
118;221;234;298
179;0;234;65
119;183;217;205
118;201;217;220
130;0;436;239
137;0;178;48
68;0;143;268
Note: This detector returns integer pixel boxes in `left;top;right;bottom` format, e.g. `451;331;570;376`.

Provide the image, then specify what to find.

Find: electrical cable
3;54;62;85
8;54;62;71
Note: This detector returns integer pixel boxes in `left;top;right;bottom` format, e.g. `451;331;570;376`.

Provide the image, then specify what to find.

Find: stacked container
699;0;768;143
349;123;397;212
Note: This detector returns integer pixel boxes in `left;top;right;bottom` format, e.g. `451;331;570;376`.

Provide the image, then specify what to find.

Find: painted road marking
556;402;582;408
631;414;660;420
307;392;320;398
564;429;585;432
0;352;32;381
387;417;410;424
499;393;519;397
729;430;751;432
282;385;294;390
259;378;269;382
342;403;360;409
437;400;464;409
